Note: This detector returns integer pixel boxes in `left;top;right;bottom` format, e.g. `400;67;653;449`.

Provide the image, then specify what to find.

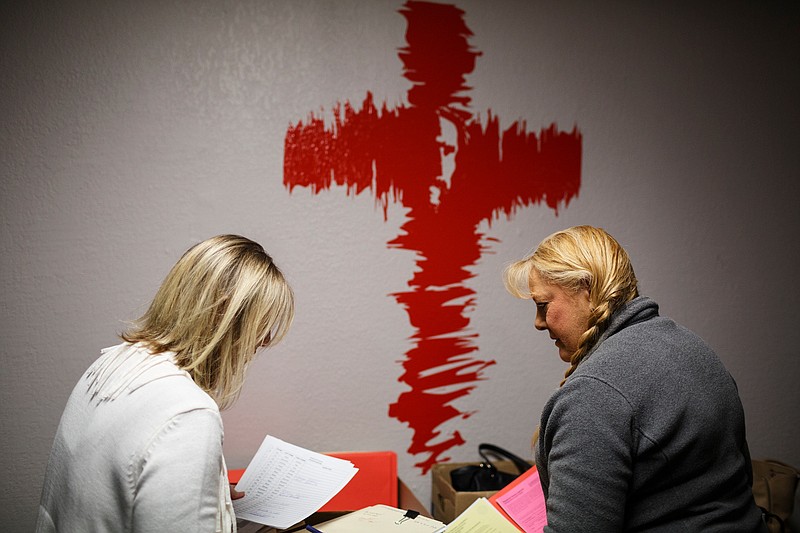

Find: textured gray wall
2;1;798;530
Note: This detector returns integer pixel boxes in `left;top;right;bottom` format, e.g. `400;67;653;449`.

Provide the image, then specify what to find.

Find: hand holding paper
232;436;358;529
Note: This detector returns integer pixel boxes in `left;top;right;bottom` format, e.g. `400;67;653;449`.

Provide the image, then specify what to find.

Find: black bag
450;443;533;492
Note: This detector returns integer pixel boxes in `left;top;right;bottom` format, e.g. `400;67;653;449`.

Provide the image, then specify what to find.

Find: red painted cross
284;0;581;473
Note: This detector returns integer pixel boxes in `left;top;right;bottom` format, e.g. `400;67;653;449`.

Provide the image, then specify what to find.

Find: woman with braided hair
504;226;765;532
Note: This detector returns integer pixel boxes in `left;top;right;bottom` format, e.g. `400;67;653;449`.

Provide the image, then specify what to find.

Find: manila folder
311;504;444;532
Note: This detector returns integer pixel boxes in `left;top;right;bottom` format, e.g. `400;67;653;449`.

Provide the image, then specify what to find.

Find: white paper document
233;435;359;529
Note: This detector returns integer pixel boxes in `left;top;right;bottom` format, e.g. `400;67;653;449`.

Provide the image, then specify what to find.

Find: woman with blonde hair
505;226;765;532
37;235;294;532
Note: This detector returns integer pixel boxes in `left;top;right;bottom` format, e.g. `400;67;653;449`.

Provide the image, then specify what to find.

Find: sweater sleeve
131;407;224;533
541;376;634;533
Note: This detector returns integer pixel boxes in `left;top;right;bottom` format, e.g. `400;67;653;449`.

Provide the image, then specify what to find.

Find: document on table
232;435;358;529
489;466;547;532
436;497;521;533
312;504;445;532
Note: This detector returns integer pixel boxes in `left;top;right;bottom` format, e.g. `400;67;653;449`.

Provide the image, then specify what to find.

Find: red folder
318;451;398;511
228;450;398;512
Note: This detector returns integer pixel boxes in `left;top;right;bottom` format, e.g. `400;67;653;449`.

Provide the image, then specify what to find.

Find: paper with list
232;435;358;529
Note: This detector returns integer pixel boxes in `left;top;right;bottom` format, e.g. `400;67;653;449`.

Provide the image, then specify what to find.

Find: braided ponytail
561;300;610;384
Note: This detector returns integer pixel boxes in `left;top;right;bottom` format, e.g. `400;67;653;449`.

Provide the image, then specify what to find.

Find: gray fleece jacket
537;297;766;532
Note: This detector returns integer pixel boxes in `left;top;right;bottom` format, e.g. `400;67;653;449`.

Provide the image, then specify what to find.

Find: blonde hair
122;235;294;409
504;225;638;385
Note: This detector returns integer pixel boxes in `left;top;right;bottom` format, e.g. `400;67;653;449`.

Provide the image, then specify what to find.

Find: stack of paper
233;436;359;529
436;498;521;533
436;467;547;533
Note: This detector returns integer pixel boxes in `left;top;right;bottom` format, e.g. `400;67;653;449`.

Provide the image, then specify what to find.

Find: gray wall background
2;1;798;530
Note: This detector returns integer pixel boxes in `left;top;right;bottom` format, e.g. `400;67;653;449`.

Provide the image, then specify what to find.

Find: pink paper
489;467;547;533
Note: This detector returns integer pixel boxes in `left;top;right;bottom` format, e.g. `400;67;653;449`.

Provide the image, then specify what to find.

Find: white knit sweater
36;342;235;532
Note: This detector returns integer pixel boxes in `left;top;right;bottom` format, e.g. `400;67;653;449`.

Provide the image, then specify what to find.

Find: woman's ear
579;278;592;301
577;282;593;314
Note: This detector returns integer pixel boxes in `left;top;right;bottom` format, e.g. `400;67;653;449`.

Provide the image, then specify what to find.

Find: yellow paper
442;497;521;533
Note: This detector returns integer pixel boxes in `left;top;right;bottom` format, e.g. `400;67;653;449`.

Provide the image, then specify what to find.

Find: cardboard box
432;461;525;523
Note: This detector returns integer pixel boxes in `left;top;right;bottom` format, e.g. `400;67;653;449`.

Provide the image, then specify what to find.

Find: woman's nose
534;310;547;331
